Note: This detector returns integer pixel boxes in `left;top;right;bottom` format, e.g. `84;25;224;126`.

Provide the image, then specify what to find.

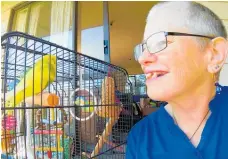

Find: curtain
28;2;41;36
50;1;73;49
11;5;42;155
12;8;28;32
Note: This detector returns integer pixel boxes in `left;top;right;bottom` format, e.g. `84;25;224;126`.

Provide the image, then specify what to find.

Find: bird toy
70;88;98;121
1;115;17;154
82;75;123;158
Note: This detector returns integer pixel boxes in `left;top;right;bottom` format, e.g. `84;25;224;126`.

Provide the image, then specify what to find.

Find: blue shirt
126;86;228;159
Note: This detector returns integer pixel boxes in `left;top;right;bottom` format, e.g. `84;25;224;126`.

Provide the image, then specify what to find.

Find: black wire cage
1;32;134;159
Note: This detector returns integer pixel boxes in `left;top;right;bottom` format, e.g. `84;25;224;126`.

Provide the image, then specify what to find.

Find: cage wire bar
1;32;134;159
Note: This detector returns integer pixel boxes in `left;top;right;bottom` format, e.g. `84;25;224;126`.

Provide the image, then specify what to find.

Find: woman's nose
138;51;158;66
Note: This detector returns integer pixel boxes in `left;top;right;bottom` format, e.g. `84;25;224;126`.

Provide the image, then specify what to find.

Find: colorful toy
1;115;16;153
60;137;73;159
33;128;73;158
35;107;67;129
70;88;98;121
1;93;59;158
82;76;123;158
74;96;95;112
34;130;63;151
28;92;73;159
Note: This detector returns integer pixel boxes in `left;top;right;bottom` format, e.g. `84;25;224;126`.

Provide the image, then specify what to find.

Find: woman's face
138;25;211;101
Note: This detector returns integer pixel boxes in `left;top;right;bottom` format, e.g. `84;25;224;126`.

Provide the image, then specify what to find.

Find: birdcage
1;32;134;159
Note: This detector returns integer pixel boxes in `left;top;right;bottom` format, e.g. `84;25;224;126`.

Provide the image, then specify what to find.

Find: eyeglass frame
137;31;215;56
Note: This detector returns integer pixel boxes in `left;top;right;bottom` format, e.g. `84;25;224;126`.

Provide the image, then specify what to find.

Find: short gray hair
146;1;227;48
146;1;227;80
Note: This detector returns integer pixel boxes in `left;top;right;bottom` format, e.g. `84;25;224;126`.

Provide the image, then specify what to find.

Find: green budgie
4;54;57;115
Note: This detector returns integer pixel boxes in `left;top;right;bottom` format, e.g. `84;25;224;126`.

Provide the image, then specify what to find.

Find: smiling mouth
145;71;168;80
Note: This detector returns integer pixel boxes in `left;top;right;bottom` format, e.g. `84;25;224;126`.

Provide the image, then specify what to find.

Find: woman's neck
166;81;216;122
164;79;216;147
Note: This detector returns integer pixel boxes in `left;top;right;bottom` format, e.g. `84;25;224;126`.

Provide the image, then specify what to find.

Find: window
77;2;104;60
129;74;146;95
11;2;74;50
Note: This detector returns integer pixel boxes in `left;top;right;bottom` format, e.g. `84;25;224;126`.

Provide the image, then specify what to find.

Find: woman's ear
207;37;228;74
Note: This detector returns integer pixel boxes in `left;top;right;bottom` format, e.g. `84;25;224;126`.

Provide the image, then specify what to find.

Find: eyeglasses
134;31;215;61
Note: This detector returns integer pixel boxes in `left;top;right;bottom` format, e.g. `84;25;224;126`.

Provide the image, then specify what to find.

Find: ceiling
1;1;22;12
108;2;158;74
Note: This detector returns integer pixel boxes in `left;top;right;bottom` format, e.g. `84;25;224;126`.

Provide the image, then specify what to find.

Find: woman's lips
145;71;168;80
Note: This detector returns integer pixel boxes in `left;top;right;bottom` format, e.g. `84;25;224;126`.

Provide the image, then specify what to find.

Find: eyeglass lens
134;32;167;61
147;32;167;53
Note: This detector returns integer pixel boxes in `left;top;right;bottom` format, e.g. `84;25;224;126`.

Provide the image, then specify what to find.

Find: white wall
220;64;228;86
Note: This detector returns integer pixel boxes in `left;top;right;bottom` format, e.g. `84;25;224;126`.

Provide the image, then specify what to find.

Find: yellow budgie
4;54;57;115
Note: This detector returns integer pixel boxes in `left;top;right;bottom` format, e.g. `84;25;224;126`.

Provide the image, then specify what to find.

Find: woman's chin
147;88;173;102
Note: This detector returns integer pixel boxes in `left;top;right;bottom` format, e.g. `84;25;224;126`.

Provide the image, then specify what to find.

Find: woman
126;2;228;159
